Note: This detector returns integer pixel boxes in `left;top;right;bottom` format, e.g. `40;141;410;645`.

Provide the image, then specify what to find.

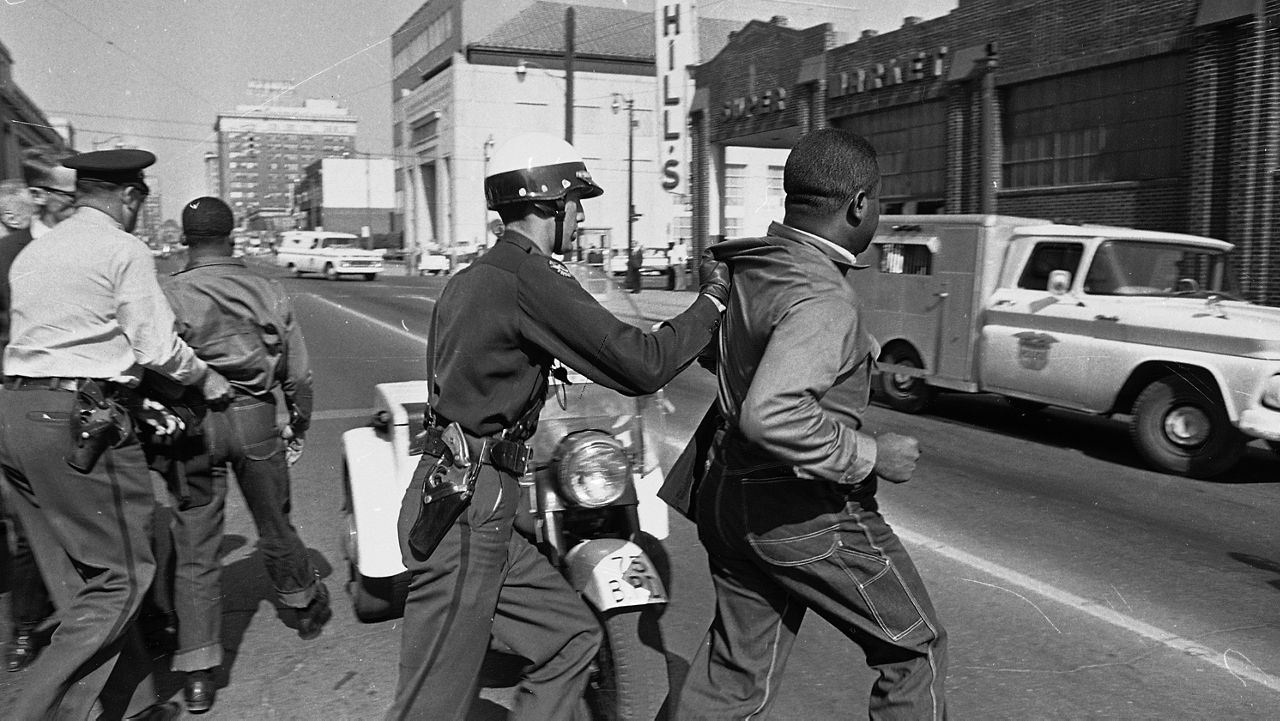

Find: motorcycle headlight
1262;374;1280;411
553;430;631;508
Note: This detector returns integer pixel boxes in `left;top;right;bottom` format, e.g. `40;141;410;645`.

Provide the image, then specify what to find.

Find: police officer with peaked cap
387;132;731;720
0;148;234;720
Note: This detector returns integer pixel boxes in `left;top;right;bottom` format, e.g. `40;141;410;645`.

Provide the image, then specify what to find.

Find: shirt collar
499;231;537;254
177;256;246;273
72;206;123;231
767;221;869;270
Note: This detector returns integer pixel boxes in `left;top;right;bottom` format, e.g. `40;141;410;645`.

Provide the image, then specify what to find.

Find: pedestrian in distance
147;196;328;714
388;132;730;721
675;128;948;720
0;178;57;674
22;144;80;238
0;148;235;721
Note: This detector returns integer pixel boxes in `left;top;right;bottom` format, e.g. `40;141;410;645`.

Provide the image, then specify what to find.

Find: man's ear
122;186;145;207
845;190;868;227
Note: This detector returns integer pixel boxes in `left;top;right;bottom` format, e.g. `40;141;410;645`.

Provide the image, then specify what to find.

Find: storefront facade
690;0;1280;305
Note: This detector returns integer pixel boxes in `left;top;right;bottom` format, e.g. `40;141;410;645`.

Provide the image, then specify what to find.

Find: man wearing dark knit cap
150;196;326;714
1;148;234;721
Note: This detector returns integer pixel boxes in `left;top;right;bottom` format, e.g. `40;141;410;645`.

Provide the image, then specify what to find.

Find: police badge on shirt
547;258;574;279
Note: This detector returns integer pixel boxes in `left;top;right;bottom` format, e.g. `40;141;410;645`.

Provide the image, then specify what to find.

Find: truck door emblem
1014;331;1057;370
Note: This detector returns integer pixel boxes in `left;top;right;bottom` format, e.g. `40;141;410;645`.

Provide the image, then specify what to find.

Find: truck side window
877;243;933;275
1018;242;1083;290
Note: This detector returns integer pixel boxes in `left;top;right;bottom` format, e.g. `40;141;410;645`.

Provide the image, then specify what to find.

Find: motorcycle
341;374;675;720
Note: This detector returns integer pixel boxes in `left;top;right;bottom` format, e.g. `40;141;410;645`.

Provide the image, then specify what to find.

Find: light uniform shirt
4;206;209;384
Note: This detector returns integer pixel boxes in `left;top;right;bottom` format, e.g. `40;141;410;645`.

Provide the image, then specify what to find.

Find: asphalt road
4;256;1280;720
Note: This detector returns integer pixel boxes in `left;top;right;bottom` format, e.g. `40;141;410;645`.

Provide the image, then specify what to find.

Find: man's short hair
21;144;77;187
783;128;880;217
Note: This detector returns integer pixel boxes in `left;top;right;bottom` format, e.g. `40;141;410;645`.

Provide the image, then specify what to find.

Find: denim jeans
163;395;319;672
677;449;948;720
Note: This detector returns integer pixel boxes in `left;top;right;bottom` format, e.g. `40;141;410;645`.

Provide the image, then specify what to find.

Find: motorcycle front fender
564;538;668;612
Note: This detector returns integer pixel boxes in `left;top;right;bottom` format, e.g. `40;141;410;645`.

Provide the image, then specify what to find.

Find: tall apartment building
213;91;358;229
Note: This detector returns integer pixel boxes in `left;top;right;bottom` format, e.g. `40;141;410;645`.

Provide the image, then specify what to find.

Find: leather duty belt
417;424;531;477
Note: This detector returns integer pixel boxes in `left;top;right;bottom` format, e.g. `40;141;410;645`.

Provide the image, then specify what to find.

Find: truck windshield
1082;241;1239;299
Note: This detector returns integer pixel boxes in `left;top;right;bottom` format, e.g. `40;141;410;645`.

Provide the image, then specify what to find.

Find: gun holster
65;380;128;474
407;422;480;560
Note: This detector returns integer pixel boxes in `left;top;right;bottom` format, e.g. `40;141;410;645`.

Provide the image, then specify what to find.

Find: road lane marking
297;292;428;346
897;527;1280;693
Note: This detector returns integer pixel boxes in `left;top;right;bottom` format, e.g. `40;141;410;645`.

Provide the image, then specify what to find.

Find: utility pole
613;94;639;293
564;7;575;143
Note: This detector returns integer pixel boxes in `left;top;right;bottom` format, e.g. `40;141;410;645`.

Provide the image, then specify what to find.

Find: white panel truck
862;215;1280;478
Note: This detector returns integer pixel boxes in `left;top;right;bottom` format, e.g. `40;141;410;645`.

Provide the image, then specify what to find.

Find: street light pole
612;94;638;293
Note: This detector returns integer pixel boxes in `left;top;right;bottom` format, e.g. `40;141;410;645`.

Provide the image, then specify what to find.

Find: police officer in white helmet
387;133;730;720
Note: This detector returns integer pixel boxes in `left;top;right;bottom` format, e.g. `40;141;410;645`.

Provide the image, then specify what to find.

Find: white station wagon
275;230;384;281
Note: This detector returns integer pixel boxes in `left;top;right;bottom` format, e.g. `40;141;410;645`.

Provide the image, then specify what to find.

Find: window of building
1018;242;1084;290
878;243;933;275
672;215;692;241
410;116;439;146
835;101;946;204
723;216;743;238
724;164;747;206
766;165;784;202
1003;54;1185;188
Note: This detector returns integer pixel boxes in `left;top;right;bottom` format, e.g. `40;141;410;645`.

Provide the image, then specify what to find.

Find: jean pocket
748;524;841;566
227;402;281;461
832;543;926;641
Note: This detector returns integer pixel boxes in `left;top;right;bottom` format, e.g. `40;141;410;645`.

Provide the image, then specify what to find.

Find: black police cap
182;197;235;237
62;148;156;186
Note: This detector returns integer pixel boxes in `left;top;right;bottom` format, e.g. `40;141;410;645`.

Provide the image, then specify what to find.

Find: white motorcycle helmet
485;133;604;252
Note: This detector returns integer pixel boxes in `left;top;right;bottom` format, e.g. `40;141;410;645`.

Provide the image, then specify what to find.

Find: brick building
0;40;68;180
213;86;358;228
690;0;1280;305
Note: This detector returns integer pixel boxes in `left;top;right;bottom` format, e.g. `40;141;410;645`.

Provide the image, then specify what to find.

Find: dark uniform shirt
428;231;721;437
162;256;312;431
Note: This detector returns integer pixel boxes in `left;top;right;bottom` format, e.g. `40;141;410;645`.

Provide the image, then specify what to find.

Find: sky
1;0;957;221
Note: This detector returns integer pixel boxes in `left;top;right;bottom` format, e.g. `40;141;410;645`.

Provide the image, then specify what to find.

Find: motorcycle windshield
531;380;672;476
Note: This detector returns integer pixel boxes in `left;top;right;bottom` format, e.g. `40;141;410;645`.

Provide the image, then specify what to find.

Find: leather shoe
6;627;41;672
184;669;216;714
295;581;332;640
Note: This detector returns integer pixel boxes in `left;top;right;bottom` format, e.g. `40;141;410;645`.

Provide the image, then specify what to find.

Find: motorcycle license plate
568;539;669;611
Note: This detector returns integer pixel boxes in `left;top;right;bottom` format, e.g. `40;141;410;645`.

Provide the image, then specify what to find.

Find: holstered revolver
407;422;479;559
65;380;125;474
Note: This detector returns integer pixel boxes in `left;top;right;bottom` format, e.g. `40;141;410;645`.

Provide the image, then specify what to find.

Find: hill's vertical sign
656;2;698;194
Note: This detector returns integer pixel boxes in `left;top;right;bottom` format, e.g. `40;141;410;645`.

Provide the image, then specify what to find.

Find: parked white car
419;253;450;276
275;230;384;281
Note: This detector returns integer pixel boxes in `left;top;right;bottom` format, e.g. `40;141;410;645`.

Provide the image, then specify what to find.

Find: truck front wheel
874;345;934;414
1129;376;1245;478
